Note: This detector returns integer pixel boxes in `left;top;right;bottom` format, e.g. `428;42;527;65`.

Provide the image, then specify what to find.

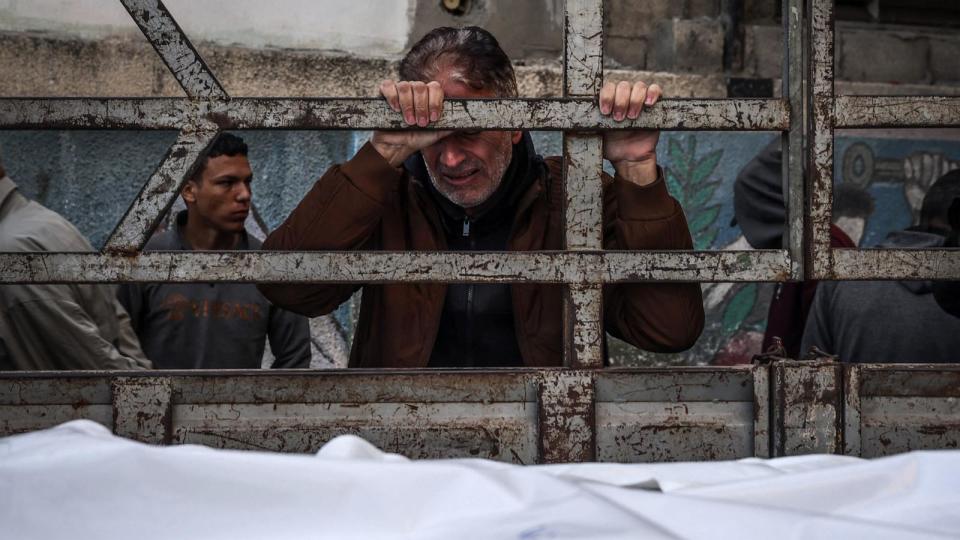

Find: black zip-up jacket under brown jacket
259;141;705;368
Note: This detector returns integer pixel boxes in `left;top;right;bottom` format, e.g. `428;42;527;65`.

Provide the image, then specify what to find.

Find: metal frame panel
2;0;960;463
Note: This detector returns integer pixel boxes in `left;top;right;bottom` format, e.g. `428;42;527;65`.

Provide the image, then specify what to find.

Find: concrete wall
0;0;413;56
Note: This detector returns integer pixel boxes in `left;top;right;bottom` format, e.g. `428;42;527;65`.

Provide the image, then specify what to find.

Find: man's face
421;68;522;209
182;154;252;233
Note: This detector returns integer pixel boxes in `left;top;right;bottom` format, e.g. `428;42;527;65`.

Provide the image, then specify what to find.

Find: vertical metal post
752;364;771;458
771;360;842;456
538;371;596;463
807;0;835;279
112;377;173;444
783;0;806;280
563;0;605;368
843;364;862;456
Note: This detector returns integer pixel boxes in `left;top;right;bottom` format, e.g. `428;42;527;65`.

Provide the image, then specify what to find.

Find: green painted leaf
667;138;686;175
688;205;720;233
695;227;719;250
689;181;721;208
722;284;758;334
686;136;697;159
665;169;685;203
691;149;723;184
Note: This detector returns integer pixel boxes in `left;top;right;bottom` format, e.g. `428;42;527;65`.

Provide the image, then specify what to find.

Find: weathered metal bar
604;249;791;282
119;0;228;99
859;365;960;397
830;248;960;280
538;371;596;463
0;98;792;132
770;360;843;456
0;250;791;284
111;377;173;444
563;134;604;251
855;367;960;458
753;363;771;458
784;0;805;280
564;0;603;97
562;134;604;368
806;0;836;280
596;368;758;462
564;284;604;368
103;129;219;253
843;364;862;456
835;96;960;128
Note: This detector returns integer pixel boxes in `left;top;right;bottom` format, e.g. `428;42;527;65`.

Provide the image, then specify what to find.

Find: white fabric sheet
1;420;958;539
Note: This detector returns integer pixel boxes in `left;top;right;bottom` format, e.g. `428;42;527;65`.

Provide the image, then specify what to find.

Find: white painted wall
0;0;414;56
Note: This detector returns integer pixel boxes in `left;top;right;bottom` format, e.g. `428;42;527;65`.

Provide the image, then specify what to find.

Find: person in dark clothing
933;196;960;319
258;26;705;368
118;134;311;369
801;171;960;363
733;139;857;359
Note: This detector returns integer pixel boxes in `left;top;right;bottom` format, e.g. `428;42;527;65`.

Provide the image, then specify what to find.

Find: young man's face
182;154;252;233
421;67;522;209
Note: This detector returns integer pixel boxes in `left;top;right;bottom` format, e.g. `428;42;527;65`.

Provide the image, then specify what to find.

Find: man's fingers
646;83;663;106
627;82;648;120
412;83;430;127
599;81;616;115
380;80;401;113
396;81;415;125
427;81;444;123
613;81;632;121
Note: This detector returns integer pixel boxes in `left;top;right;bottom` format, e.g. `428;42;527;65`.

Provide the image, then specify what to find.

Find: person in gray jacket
0;159;151;370
118;134;311;369
801;170;960;363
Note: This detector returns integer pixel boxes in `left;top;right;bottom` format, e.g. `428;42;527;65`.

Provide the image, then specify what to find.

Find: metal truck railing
0;0;958;462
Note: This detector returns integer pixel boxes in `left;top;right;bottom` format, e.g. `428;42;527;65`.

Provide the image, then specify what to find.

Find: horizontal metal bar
0;250;791;284
829;248;960;280
0;98;791;131
835;96;960;128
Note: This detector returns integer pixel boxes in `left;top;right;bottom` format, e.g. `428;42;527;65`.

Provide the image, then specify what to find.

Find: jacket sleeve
267;305;312;369
2;295;151;370
257;142;402;317
602;171;706;353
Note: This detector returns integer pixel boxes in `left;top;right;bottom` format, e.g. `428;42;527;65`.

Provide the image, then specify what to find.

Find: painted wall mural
2;129;958;367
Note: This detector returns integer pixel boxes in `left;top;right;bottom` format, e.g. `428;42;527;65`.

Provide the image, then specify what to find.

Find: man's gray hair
399;26;518;98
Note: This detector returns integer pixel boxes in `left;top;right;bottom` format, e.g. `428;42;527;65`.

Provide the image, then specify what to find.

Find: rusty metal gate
1;0;959;462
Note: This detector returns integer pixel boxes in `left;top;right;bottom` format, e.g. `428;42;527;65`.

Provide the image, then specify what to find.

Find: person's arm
258;80;451;317
257;144;399;316
266;305;312;369
800;283;835;357
596;80;705;352
3;295;151;370
602;170;705;352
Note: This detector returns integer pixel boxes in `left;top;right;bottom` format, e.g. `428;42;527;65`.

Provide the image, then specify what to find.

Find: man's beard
425;142;513;209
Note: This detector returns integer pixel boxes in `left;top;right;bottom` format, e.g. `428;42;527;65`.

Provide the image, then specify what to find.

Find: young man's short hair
191;133;249;182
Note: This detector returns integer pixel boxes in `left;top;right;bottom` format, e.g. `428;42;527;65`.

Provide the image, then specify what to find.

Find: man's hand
371;80;452;168
599;81;663;186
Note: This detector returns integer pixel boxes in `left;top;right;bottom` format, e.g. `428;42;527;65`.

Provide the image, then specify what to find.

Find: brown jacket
259;143;704;368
